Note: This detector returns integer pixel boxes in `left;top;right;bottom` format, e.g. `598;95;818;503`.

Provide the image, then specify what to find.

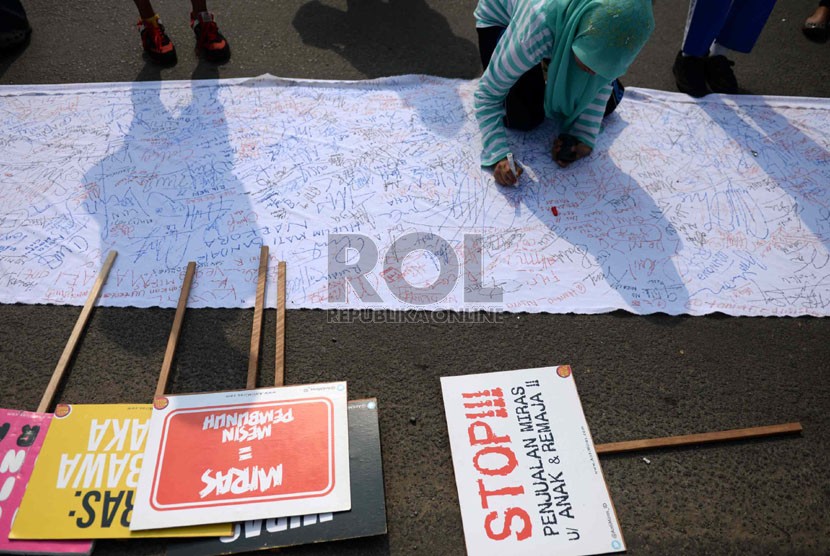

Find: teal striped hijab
543;0;654;127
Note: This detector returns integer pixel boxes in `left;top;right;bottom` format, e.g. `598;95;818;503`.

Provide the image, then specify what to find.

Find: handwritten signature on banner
0;78;828;315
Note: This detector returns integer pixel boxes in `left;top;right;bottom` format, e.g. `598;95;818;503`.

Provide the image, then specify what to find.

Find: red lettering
467;421;511;446
484;507;533;541
465;408;508;419
477;479;523;509
462;388;503;399
473;446;518;476
463;388;507;419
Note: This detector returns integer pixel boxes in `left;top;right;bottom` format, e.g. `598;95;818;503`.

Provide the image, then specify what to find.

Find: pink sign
0;409;92;555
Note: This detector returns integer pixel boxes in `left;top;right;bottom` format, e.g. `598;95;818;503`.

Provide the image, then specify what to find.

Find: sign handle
595;422;802;455
155;262;197;398
246;247;269;390
274;261;286;388
37;251;118;413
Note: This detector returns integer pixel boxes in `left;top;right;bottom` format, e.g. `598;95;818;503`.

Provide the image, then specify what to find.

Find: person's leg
133;0;156;20
704;0;776;94
604;79;624;118
476;26;503;70
134;0;177;65
504;65;545;131
714;0;777;53
476;26;545;131
681;0;732;56
190;0;231;63
673;0;733;97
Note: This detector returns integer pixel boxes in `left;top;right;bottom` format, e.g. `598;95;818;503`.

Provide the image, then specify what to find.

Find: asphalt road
1;1;829;555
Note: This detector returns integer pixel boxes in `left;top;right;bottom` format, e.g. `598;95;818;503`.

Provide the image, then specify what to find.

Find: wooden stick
37;251;118;413
247;247;269;390
595;422;802;455
155;262;196;398
274;261;286;387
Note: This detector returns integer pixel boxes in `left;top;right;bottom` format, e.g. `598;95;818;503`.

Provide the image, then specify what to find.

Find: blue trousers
682;0;777;56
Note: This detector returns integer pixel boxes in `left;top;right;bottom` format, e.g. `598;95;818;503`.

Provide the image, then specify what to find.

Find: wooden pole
37;251;117;413
595;422;802;455
274;261;286;387
247;247;269;390
155;262;196;398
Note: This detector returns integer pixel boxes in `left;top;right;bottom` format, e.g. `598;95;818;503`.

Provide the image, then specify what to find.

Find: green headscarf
543;0;654;128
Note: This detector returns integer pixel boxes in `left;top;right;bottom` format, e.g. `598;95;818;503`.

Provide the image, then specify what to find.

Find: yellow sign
11;404;231;539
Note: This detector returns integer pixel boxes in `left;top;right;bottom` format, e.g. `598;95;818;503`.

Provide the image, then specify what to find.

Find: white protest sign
130;383;350;531
441;366;623;556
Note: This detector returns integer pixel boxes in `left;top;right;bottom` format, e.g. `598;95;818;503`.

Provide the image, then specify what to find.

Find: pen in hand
495;154;523;186
507;153;519;178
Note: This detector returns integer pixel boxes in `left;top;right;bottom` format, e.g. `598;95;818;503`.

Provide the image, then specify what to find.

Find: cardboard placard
0;409;93;554
10;405;231;539
441;366;624;556
131;382;351;531
166;398;386;556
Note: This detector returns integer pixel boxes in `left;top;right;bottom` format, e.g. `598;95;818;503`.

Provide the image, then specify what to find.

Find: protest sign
10;404;231;539
441;366;624;556
163;260;369;553
131;382;351;531
0;253;117;553
166;397;386;556
0;410;92;554
12;261;229;540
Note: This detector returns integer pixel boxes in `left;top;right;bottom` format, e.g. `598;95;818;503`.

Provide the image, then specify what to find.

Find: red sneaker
191;12;230;63
138;15;177;65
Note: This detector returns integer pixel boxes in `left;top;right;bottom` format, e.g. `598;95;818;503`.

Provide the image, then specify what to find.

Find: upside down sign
130;383;350;531
441;366;623;556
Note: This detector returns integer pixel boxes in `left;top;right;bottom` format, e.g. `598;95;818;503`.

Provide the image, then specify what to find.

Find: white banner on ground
1;76;828;315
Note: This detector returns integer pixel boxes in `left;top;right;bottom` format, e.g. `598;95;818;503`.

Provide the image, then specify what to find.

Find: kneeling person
474;0;654;186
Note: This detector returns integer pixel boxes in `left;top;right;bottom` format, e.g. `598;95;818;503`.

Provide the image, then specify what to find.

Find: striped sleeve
474;6;553;167
565;83;612;149
474;0;515;28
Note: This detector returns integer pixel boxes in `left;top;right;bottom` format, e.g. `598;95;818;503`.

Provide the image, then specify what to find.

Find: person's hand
494;157;522;186
552;135;592;167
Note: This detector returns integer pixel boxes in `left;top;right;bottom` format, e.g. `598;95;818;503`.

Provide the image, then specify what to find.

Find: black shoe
803;7;830;43
705;55;738;95
138;17;177;66
672;50;709;98
803;20;828;43
0;25;30;51
191;12;231;64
